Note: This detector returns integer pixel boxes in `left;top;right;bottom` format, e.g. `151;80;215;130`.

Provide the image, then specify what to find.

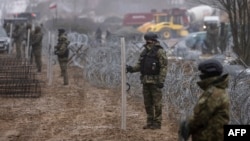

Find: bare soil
0;59;178;141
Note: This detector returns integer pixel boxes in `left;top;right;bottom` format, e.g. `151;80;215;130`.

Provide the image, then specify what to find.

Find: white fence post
121;37;127;130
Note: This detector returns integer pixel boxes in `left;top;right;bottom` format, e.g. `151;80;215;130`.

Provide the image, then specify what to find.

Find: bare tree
219;0;250;67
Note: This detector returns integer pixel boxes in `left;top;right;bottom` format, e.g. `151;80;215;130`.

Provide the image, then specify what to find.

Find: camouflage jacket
188;74;230;141
12;26;24;42
55;33;70;59
30;31;43;49
130;42;168;84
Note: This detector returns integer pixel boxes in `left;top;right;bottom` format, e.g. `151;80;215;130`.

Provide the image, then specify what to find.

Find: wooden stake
121;37;127;130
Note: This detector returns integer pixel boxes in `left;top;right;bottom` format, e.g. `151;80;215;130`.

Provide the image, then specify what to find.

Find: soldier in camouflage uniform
55;28;70;85
12;24;24;59
180;59;230;141
30;26;43;72
127;32;168;129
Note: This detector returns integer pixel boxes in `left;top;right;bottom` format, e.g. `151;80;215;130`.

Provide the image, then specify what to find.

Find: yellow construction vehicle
137;8;189;39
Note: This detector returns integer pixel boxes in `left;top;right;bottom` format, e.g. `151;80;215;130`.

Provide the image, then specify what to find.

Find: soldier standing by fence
30;26;43;72
12;24;24;59
126;32;168;130
54;28;70;85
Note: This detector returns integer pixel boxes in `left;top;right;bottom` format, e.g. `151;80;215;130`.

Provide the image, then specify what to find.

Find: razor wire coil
47;31;250;124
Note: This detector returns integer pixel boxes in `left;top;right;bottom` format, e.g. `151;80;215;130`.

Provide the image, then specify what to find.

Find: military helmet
58;28;65;33
198;59;223;77
144;32;158;41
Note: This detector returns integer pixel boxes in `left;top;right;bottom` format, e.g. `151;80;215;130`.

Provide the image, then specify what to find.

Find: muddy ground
0;57;179;141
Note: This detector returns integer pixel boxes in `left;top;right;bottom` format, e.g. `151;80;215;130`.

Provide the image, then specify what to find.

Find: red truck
122;12;154;27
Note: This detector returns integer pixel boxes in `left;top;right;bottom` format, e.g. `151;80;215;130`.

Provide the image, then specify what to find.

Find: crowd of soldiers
3;22;43;72
3;21;69;85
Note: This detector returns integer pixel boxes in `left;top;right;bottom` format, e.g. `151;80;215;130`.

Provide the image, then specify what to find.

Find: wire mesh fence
0;57;43;98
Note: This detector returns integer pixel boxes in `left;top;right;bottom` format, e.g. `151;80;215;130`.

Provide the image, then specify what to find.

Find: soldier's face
146;40;154;44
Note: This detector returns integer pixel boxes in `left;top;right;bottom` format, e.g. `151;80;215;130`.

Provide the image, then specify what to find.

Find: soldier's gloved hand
126;65;133;73
157;83;164;89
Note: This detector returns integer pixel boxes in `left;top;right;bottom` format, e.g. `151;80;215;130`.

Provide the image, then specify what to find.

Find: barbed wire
45;31;250;124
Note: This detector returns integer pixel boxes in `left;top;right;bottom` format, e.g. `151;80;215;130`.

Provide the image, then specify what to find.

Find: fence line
45;31;250;124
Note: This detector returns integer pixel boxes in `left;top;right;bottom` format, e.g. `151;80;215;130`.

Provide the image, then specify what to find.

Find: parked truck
186;5;218;32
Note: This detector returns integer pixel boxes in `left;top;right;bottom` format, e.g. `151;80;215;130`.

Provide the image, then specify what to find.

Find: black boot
143;124;153;129
151;122;161;130
143;121;154;129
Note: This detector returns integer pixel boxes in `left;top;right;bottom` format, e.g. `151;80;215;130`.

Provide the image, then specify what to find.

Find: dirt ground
0;58;179;141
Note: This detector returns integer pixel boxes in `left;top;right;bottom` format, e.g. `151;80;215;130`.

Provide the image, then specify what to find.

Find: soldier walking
54;28;70;85
126;32;168;129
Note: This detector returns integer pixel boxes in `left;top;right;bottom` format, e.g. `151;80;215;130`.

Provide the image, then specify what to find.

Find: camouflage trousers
31;47;42;72
15;41;22;59
58;58;68;85
142;83;163;125
21;41;26;58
